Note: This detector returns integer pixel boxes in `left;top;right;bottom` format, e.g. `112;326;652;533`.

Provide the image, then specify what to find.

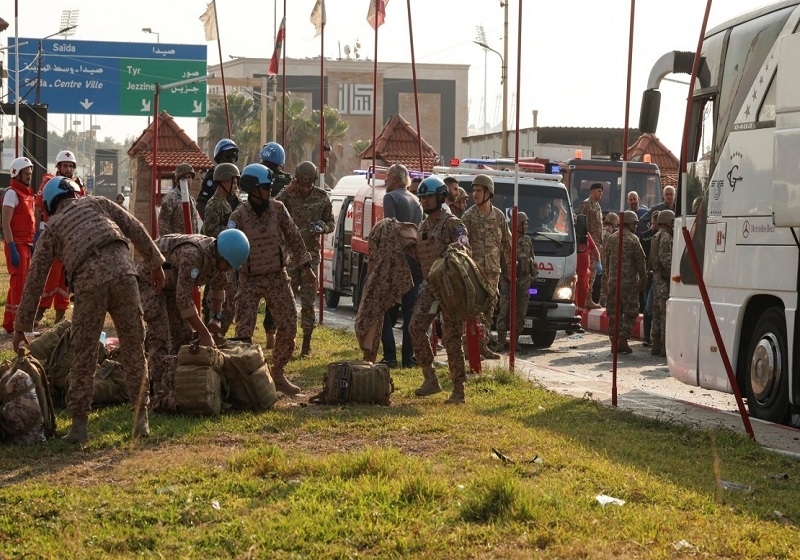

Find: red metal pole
370;18;379;225
509;0;524;372
318;245;324;324
406;0;423;175
680;227;755;439
150;91;160;239
318;17;326;326
281;0;287;145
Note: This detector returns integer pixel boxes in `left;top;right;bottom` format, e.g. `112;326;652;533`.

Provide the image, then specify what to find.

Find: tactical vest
417;213;454;280
271;170;292;198
238;201;285;276
48;197;129;279
156;234;217;289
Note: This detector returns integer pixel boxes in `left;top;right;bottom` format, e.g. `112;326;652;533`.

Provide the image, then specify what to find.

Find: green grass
1;325;799;559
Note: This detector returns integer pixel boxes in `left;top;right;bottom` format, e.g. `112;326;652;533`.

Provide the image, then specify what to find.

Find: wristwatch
212;312;223;322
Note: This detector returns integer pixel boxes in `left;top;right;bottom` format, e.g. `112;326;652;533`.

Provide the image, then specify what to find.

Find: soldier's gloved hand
7;242;20;267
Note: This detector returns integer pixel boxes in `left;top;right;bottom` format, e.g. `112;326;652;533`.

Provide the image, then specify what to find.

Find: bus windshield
568;168;661;214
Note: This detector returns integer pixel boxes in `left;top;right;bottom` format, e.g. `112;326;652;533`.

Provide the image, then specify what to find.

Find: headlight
554;275;576;302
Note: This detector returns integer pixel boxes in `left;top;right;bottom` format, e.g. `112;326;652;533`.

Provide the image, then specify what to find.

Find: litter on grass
595;494;625;507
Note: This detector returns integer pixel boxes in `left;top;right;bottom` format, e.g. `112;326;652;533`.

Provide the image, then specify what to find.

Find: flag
268;17;286;76
200;1;217;41
310;0;327;38
367;0;389;30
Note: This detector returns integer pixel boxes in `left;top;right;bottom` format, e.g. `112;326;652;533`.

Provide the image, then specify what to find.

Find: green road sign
120;59;208;117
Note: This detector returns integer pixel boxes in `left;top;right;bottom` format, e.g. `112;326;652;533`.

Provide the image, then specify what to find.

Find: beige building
202;57;469;179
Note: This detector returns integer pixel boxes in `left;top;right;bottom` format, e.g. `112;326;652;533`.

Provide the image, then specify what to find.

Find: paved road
318;297;800;456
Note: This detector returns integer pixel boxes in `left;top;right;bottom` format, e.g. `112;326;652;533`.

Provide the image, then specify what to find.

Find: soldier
603;210;647;354
158;163;199;235
261;142;293;198
229;163;316;396
3;157;36;335
578;182;604;309
448;187;469;218
200;163;241;333
276;161;334;357
649;209;674;357
598;212;619;308
638;211;660;345
496;212;537;351
13;176;166;443
408;176;470;404
461;173;512;359
139;230;250;412
197;138;240;219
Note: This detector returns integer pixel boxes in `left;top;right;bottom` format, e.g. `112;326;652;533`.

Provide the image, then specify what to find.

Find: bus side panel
697;301;738;393
666;297;701;386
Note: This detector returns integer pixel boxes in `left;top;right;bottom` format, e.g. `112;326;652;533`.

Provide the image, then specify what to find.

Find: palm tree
309;106;349;186
205;93;260;162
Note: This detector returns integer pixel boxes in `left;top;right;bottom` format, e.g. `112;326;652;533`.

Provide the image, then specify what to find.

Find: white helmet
56;150;78;165
10;156;33;178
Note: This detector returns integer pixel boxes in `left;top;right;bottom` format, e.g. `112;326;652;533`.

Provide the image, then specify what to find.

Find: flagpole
281;0;287;145
370;9;379;224
318;2;326;325
211;0;231;138
406;0;423;175
509;0;524;372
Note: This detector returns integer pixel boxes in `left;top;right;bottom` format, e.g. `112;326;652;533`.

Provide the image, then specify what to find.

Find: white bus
639;0;800;425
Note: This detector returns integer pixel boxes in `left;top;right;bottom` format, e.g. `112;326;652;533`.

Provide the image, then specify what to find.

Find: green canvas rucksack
174;344;224;416
216;340;278;411
428;245;493;321
0;350;57;440
311;360;394;406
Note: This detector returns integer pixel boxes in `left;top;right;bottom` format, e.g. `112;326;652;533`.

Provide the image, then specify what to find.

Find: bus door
324;195;346;291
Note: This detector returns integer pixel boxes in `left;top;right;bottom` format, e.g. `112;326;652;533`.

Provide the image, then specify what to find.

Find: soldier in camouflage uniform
158;163;199;235
496;212;537;351
200;163;241;334
408;176;470;404
197;138;240;219
138;230;249;412
599;212;619;307
603;210;647;354
649;210;674;357
275;161;334;357
230;164;315;396
461;173;512;359
260;142;293;348
13;177;166;443
578;182;604;309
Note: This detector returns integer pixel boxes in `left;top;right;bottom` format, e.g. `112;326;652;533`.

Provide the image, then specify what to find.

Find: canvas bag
216;341;278;411
428;245;493;321
311;360;394;406
27;319;71;363
44;325;107;405
174;344;223;416
0;350;57;439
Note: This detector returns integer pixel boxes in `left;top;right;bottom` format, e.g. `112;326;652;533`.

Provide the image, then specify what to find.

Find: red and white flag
200;1;217;41
268;17;286;76
367;0;389;30
310;0;327;38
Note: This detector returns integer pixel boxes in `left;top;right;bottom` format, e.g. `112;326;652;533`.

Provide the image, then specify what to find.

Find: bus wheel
745;308;791;424
531;330;557;348
324;289;340;308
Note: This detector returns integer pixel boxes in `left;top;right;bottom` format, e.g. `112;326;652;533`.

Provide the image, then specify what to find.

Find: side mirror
576;214;588;245
639;89;661;134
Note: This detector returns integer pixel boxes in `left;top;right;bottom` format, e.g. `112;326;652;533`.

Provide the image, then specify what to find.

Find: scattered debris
491;447;514;464
763;473;789;481
595;494;625;507
156;485;179;494
719;480;753;492
211;500;221;510
673;539;694;551
523;455;543;464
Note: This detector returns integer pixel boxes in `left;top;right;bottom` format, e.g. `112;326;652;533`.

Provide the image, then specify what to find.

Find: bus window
758;73;777;123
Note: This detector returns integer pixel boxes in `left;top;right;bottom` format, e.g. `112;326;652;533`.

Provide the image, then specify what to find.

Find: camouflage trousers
650;278;668;347
235;270;297;376
409;282;466;383
138;278;195;412
496;278;529;335
479;272;500;346
586;256;598;306
69;275;148;419
288;255;320;333
606;282;640;340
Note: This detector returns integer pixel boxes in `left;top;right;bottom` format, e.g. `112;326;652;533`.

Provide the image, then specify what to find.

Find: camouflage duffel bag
0;350;57;442
217;341;278;412
311;360;394;406
173;344;223;416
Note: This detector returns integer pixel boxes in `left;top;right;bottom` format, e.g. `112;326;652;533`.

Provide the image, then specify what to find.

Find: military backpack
311;360;394;406
428;245;493;321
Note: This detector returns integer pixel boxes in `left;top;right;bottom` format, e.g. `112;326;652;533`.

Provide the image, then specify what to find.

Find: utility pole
501;0;509;158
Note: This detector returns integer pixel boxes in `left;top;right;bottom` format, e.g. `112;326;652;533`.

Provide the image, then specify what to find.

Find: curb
580;308;643;339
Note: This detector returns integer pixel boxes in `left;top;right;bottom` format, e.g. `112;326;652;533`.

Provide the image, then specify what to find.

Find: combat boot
480;341;501;360
272;368;301;396
659;344;666;358
266;331;276;350
63;416;89;444
300;331;313;358
414;365;442;396
133;408;150;439
445;380;465;404
617;337;633;354
55;309;66;324
650;341;662;356
33;307;46;328
495;331;507;352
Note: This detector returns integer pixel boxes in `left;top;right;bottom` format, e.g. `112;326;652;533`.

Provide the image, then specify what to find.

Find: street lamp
474;40;508;157
142;28;160;43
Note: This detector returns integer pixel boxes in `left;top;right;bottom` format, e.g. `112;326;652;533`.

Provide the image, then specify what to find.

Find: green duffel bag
92;359;129;405
174;345;223;416
27;320;71;363
217;341;277;411
312;360;394;406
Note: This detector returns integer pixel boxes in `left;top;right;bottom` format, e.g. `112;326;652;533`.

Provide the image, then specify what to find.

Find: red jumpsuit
35;175;70;314
3;178;35;332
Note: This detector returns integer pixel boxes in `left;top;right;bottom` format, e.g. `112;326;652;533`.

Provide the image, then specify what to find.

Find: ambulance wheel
325;289;340;308
530;330;557;348
745;307;790;424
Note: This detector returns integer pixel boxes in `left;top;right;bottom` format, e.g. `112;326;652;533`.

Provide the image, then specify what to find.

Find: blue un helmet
260;142;286;167
239;163;274;194
213;138;239;163
216;228;250;270
43;176;81;215
416;175;447;198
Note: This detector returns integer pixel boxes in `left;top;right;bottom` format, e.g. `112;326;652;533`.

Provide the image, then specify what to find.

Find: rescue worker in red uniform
33;150;82;327
3;157;36;334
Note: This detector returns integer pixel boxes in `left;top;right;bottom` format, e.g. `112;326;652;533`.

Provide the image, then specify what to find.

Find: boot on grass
133;408;150;439
445;380;465;404
414;365;442;397
300;331;313;358
63;416;89;444
272;368;301;396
